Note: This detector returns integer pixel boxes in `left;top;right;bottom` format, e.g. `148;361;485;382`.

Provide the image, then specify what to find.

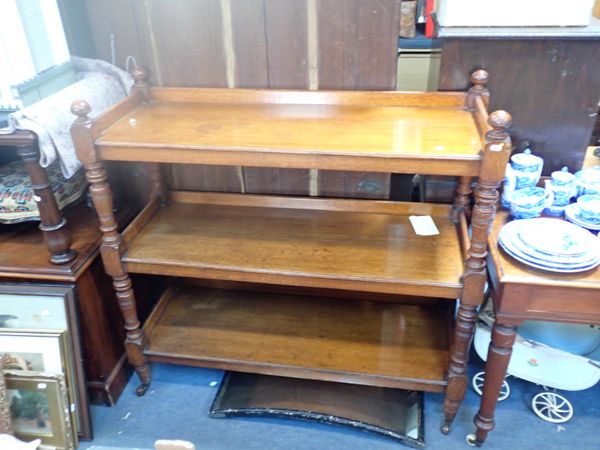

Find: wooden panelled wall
84;0;402;198
439;39;600;174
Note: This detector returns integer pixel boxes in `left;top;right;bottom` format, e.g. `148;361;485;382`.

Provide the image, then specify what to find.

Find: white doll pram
471;301;600;424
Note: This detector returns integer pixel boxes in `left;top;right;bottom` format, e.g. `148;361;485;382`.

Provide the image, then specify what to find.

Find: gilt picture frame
0;330;78;446
5;370;75;450
0;283;91;439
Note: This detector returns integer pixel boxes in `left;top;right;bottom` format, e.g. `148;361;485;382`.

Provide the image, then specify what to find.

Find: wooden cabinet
70;68;512;432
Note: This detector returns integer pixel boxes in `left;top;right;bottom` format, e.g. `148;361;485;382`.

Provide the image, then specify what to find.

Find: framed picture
4;370;75;450
0;283;91;439
0;353;13;434
0;330;78;446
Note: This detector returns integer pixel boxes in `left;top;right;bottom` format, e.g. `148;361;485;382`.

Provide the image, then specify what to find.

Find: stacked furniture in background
70;68;512;432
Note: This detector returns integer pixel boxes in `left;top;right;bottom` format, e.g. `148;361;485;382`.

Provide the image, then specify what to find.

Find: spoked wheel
531;392;573;423
472;371;511;401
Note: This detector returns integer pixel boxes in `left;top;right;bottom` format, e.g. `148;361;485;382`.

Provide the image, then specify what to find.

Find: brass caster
466;434;477;446
136;383;150;396
466;434;483;447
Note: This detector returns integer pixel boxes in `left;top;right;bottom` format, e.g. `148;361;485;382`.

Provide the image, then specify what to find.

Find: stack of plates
565;203;600;231
498;218;600;273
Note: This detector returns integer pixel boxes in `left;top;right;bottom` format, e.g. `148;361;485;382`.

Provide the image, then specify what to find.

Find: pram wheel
531;392;573;423
472;371;510;401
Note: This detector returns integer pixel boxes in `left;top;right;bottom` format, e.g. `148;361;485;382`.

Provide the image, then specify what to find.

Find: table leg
471;322;518;446
17;144;76;264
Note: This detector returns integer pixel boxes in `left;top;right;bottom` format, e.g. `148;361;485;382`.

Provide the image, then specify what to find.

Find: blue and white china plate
511;218;597;256
500;231;599;269
565;204;600;231
498;218;600;273
498;236;600;273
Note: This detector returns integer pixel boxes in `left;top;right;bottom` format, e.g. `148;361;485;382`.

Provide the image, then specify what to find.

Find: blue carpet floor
79;355;599;450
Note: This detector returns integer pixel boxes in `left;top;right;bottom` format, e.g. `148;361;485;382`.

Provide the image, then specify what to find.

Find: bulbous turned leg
113;274;151;396
442;301;479;434
472;323;517;446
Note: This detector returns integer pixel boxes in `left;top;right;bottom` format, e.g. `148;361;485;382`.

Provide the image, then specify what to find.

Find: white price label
409;215;440;236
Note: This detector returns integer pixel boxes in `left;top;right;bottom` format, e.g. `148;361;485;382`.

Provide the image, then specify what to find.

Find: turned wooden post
70;99;151;395
131;67;153;103
442;110;512;433
129;67;166;205
473;321;520;445
13;133;76;264
466;69;490;111
453;176;473;219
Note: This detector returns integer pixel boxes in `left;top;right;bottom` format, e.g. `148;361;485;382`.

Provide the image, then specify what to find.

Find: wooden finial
488;110;512;131
132;67;147;85
487;110;512;143
470;69;489;89
130;66;152;102
71;99;91;120
466;69;490;110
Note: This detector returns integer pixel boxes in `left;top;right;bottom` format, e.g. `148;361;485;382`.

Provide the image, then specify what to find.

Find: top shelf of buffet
90;87;488;176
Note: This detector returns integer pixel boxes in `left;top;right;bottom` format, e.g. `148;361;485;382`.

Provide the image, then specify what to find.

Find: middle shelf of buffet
121;191;468;299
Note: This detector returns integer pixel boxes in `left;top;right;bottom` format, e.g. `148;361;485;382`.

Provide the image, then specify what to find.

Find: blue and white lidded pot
501;148;544;208
545;167;577;214
507;149;544;189
575;166;600;197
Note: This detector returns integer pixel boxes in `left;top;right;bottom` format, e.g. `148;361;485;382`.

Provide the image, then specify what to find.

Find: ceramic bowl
577;195;600;223
510;187;553;219
544;204;567;217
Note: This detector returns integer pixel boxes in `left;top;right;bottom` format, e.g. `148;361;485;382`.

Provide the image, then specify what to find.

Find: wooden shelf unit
144;285;453;393
70;68;512;431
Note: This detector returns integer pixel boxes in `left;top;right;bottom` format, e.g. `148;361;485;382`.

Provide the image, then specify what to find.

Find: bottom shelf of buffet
143;283;454;393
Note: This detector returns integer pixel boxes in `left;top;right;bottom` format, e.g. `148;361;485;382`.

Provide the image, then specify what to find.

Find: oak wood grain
144;285;452;391
95;91;482;174
122;194;464;298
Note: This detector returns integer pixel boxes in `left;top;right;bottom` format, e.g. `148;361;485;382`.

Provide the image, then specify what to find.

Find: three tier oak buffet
70;68;512;433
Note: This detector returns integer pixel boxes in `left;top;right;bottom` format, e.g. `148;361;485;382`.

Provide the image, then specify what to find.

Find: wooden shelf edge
144;353;447;393
97;146;482;177
126;262;463;299
169;190;455;216
149;87;468;107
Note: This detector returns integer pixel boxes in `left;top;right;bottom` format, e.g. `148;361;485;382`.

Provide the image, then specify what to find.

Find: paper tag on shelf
409;215;440;236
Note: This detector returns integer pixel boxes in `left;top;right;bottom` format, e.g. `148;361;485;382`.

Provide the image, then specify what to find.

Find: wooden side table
470;210;600;445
